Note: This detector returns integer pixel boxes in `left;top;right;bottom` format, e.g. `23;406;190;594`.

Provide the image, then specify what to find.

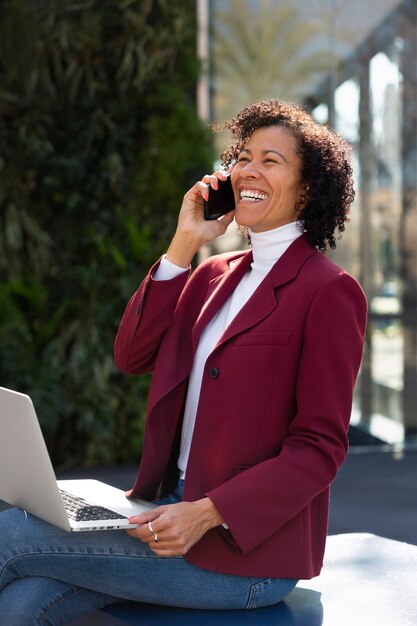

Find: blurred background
0;0;416;470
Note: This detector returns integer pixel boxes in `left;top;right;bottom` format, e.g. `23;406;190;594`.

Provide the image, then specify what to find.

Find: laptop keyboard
59;489;128;522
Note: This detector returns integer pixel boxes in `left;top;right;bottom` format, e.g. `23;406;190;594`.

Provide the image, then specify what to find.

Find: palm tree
212;0;329;126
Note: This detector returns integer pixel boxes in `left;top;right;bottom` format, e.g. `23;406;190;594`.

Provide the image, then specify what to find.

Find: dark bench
69;533;417;625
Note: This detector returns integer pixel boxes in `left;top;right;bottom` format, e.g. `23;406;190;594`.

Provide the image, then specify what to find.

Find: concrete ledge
71;533;416;626
300;533;417;625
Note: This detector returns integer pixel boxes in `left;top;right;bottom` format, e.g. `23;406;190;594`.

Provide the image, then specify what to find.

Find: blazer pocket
234;331;291;347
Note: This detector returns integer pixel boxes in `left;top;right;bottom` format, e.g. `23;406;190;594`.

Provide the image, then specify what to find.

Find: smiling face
231;125;304;232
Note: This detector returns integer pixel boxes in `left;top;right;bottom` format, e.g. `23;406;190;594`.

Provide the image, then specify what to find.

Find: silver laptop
0;386;156;531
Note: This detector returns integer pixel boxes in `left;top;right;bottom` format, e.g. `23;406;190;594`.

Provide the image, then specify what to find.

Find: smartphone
203;176;235;220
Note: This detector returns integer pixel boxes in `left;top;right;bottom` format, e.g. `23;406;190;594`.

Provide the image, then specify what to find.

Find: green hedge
0;0;213;466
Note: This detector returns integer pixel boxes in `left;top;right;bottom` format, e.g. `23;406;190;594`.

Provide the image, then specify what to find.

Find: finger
201;174;219;190
136;527;157;543
217;162;235;179
196;181;209;202
125;523;151;537
131;524;159;542
125;526;159;544
206;165;234;181
149;544;189;557
128;507;163;525
216;167;231;180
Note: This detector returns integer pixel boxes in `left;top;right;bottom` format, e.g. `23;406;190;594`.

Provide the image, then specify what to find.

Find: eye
264;158;278;164
237;156;250;163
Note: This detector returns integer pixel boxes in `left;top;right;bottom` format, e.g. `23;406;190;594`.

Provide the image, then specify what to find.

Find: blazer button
209;367;219;379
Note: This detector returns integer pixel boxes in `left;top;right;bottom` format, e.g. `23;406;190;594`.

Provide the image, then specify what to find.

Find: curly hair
220;99;355;252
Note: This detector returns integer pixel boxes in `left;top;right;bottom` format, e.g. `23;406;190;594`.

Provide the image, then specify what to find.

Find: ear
297;184;310;212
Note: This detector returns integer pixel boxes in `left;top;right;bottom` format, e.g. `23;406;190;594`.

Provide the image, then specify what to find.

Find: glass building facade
203;0;417;445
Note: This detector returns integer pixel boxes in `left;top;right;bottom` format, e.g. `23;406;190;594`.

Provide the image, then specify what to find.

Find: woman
0;100;367;623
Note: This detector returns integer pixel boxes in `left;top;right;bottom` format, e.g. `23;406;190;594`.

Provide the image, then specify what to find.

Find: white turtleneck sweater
154;221;303;478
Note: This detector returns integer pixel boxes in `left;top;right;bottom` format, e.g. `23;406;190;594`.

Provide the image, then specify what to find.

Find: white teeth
240;190;268;201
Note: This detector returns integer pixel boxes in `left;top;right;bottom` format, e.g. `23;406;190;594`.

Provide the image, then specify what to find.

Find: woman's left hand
126;498;224;556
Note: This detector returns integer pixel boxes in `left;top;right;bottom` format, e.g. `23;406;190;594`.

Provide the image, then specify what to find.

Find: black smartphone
203;176;235;220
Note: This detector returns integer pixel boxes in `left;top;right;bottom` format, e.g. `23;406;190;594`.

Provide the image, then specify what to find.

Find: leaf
0;0;209;466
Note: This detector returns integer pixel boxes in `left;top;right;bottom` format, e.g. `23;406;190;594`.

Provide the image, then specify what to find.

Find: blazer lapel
147;251;253;414
217;235;317;347
192;250;253;350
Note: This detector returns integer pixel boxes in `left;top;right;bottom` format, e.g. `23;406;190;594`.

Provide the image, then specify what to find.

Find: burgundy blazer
114;235;367;579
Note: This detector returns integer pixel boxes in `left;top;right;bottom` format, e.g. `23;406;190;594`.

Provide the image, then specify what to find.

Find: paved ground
2;448;416;546
328;447;417;545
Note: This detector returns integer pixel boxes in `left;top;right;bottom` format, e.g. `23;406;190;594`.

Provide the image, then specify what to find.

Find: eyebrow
239;148;289;164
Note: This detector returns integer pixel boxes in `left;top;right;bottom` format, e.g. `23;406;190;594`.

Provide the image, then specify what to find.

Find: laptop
0;386;156;532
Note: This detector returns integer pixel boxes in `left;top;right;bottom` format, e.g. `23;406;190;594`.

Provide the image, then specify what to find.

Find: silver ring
154;533;159;543
148;521;155;536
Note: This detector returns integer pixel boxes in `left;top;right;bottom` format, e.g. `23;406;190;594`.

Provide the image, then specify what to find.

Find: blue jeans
0;485;297;624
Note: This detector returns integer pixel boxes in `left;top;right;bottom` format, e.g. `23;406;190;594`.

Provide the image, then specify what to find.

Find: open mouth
239;189;268;202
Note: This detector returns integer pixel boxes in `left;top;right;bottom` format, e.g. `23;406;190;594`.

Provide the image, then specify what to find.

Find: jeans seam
1;549;183;581
246;578;271;609
39;586;86;624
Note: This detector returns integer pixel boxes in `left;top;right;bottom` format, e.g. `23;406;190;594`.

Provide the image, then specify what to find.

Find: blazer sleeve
114;258;190;375
206;271;367;555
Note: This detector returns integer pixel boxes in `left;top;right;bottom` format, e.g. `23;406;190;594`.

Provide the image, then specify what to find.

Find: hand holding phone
164;172;236;268
203;176;235;220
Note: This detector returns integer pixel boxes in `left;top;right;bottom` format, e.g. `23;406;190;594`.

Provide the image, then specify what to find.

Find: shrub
0;0;213;466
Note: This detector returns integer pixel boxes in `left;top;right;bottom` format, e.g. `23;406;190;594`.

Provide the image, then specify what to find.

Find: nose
240;160;261;178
